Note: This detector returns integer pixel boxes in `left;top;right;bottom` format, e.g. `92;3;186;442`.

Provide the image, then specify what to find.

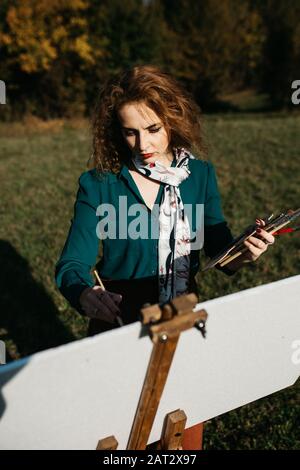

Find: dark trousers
87;274;198;336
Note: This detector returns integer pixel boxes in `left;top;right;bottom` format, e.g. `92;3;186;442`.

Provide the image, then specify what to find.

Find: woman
55;65;275;336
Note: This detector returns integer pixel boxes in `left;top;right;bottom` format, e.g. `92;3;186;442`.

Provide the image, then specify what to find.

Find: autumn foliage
0;0;299;119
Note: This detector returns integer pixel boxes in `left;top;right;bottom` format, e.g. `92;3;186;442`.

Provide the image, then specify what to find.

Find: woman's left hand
242;218;275;262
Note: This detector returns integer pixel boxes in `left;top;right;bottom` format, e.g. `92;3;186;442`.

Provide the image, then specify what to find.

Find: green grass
0;113;299;449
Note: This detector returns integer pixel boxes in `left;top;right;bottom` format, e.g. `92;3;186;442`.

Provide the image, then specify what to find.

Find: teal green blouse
55;158;234;313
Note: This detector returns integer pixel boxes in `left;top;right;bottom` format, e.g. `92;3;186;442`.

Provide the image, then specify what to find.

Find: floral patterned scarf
131;147;194;303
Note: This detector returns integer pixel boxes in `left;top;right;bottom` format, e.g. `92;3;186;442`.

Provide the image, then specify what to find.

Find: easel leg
182;423;204;450
160;409;187;450
127;335;179;449
96;436;118;450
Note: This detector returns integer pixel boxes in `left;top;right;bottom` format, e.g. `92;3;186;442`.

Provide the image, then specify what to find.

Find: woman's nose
137;132;150;152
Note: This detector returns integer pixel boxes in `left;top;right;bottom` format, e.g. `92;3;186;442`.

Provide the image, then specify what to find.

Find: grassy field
0;112;299;449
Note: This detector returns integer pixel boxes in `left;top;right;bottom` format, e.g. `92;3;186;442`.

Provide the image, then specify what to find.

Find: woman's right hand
79;286;123;323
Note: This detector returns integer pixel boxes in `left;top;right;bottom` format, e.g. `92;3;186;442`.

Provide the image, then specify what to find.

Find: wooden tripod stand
97;293;208;450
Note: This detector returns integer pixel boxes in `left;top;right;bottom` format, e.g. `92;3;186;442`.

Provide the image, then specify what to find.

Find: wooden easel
96;293;208;451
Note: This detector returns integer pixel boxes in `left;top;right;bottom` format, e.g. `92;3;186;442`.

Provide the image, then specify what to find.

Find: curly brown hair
90;64;206;175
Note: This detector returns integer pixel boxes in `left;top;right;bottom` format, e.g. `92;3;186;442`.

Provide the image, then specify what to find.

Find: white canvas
0;275;299;449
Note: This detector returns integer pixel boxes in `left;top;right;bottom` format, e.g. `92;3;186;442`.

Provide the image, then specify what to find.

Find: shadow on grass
0;240;75;361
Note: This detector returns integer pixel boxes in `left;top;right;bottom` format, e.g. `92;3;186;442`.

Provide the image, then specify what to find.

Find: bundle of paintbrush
202;208;300;271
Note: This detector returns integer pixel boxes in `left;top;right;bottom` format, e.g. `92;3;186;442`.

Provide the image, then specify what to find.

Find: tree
0;0;100;117
257;0;300;107
160;0;267;108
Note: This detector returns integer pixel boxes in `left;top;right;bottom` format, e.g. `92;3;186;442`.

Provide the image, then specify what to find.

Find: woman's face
118;101;172;165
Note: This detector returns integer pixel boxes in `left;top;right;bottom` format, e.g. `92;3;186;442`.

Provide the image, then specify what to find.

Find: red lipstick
141;153;154;159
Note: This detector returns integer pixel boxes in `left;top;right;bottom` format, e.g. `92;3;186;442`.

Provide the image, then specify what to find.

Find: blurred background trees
0;0;299;119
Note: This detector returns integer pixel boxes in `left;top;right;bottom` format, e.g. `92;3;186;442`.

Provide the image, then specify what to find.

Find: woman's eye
124;127;161;136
